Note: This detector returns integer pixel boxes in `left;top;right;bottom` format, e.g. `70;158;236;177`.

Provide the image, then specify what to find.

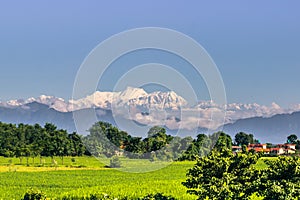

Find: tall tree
15;123;27;163
144;126;171;152
68;132;85;156
85;121;118;157
213;131;232;152
179;134;212;161
287;134;298;144
235;132;254;146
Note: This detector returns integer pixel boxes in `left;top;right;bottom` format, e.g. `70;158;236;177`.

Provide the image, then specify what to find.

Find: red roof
277;144;295;146
248;144;266;147
270;148;282;151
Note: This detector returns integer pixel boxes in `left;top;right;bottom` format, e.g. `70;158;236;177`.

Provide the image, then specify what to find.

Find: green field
0;156;197;199
0;156;274;200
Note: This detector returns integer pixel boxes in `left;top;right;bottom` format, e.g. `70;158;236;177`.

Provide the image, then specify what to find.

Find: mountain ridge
1;87;300;143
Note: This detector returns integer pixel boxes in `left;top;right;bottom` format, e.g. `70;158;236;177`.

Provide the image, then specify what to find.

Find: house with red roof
232;143;297;155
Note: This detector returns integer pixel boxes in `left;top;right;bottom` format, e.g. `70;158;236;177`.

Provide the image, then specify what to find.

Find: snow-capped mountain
0;87;188;112
0;95;67;110
128;90;187;110
1;87;300;131
2;87;300;143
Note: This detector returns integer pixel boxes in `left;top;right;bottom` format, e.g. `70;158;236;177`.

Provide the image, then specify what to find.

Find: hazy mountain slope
223;111;300;143
1;94;300;143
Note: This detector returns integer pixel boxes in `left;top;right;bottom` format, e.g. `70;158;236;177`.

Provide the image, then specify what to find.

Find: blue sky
0;1;300;107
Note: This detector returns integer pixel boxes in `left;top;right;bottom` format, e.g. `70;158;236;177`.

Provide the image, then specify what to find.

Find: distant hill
0;102;75;132
0;102;114;133
0;101;300;143
222;111;300;144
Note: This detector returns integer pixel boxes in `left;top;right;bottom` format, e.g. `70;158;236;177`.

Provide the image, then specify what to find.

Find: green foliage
85;122;182;160
179;134;210;161
147;126;166;138
29;192;175;200
61;193;113;200
212;131;232;152
287;134;298;144
22;188;47;200
0;122;85;160
109;156;121;168
266;143;273;148
0;121;238;163
139;193;175;200
258;156;300;200
183;147;260;200
83;122;119;157
179;131;233;161
235;132;255;146
143;126;173;153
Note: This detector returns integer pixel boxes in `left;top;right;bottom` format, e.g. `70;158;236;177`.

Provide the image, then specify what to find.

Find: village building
232;143;297;155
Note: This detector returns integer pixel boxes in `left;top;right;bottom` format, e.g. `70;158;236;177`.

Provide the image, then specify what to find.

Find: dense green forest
0;121;234;162
0;122;85;163
0;120;298;165
84;121;232;160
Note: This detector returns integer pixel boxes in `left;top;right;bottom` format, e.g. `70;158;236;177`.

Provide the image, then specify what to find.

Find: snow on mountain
128;90;187;110
2;87;300;130
224;102;287;121
0;99;27;107
118;87;148;102
0;87;187;111
69;91;119;111
0;95;66;110
192;101;289;123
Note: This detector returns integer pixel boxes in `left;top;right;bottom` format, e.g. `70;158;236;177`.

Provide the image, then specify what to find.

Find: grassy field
0;156;275;200
0;156;196;199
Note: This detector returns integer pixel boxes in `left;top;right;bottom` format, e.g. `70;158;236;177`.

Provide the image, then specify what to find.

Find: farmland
0;156;196;199
0;156;274;199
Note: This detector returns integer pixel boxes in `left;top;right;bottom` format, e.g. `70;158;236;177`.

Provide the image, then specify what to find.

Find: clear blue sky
0;1;300;107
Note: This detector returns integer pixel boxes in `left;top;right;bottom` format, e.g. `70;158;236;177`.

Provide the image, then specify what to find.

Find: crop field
0;156;197;199
0;156;275;200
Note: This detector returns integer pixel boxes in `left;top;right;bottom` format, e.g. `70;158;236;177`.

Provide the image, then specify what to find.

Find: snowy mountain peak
119;87;148;101
2;88;300;130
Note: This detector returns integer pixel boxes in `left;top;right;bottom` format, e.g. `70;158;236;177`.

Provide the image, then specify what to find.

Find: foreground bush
22;188;47;200
139;193;175;200
183;144;300;200
109;156;121;168
61;193;112;200
183;147;261;200
257;156;300;200
27;192;176;200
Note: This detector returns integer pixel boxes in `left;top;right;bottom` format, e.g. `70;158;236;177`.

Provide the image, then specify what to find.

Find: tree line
84;121;234;161
0;122;85;164
1;120;298;163
0;121;232;162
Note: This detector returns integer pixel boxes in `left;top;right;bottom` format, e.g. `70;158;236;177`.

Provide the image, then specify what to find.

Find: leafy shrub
140;193;175;200
61;193;175;200
22;188;47;200
62;194;103;199
183;148;260;199
109;156;121;168
257;156;300;200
